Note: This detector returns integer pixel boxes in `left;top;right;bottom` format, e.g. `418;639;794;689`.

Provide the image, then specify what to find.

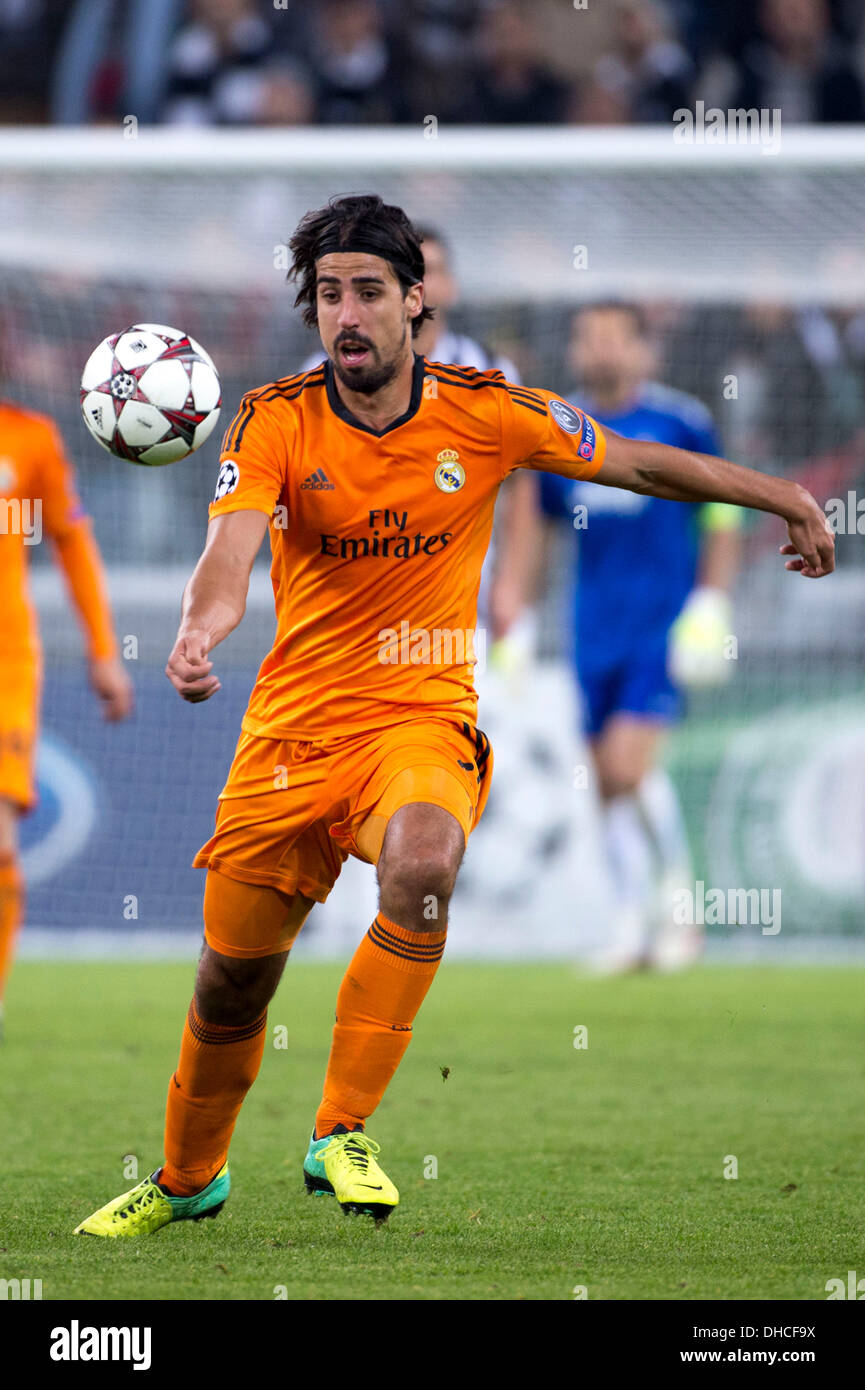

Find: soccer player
510;302;741;971
74;195;833;1237
0;399;133;1026
291;224;533;934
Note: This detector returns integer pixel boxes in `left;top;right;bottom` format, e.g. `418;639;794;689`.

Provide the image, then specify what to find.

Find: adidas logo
301;468;335;491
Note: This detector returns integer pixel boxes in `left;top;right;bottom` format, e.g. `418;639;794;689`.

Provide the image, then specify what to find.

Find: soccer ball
80;323;221;466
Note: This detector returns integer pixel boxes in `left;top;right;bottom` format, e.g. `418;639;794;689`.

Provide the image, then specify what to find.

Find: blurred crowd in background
2;0;865;128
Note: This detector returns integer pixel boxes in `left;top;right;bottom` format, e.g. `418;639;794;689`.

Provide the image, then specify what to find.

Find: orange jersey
211;355;606;739
0;401;115;667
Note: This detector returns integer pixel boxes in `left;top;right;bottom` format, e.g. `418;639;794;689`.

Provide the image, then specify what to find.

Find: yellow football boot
304;1132;398;1223
74;1164;229;1237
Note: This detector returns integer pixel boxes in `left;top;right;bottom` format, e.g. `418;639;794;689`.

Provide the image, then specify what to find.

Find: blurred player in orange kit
73;194;833;1239
0;393;133;1025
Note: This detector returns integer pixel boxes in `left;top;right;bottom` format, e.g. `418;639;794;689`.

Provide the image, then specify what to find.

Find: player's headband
314;230;422;285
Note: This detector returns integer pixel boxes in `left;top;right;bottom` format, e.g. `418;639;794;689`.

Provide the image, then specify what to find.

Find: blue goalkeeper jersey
539;382;721;669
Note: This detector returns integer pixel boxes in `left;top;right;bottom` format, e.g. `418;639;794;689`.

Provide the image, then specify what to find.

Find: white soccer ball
80;323;221;466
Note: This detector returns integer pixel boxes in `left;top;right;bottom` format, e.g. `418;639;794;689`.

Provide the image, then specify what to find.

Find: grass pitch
1;960;862;1301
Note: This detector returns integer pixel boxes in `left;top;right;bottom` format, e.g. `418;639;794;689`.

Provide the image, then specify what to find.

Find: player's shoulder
640;380;715;433
423;358;543;411
221;365;327;457
235;362;327;414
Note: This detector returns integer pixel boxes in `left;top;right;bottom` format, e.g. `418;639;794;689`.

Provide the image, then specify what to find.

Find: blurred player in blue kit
500;302;741;969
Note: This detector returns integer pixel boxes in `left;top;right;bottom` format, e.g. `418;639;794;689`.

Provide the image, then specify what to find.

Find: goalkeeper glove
668;587;734;689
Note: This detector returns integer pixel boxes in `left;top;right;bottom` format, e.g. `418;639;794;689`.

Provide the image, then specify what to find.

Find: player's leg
304;720;492;1218
159;871;315;1196
634;765;698;969
593;711;666;800
75;872;315;1236
305;801;463;1219
315;800;463;1134
166;729;338;1191
591;713;668;970
0;797;23;1020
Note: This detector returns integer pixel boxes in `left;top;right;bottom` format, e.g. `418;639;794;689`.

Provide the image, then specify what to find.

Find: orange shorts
0;662;39;810
193;715;493;914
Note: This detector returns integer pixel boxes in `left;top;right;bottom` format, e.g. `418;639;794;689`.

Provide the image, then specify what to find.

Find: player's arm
53;524;133;719
165;510;269;703
503;385;833;579
591;434;834;578
39;421;132;720
689;414;743;595
167;390;287;702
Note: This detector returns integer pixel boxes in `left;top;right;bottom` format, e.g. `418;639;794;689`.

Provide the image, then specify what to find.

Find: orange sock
161;1001;267;1196
0;851;23;1003
314;913;447;1138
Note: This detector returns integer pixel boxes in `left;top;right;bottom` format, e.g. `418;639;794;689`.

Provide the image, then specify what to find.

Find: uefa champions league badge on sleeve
214;460;239;500
548;398;596;459
548;398;584;434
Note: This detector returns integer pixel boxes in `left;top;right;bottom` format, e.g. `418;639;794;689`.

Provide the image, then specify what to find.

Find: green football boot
74;1164;230;1238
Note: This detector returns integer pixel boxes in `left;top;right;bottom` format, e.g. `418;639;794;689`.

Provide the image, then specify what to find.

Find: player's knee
194;945;284;1026
379;852;459;923
376;805;464;925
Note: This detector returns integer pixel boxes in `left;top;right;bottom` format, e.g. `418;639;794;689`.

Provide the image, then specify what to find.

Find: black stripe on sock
187;1006;267;1046
371;918;445;954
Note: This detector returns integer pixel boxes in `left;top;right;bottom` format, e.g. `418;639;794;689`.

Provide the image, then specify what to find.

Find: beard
330;324;408;395
332;352;400;395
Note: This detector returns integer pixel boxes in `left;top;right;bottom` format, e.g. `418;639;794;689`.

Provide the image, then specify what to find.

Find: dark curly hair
287;194;435;338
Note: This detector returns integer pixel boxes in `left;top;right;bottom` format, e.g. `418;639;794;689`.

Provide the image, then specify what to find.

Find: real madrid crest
434;447;465;493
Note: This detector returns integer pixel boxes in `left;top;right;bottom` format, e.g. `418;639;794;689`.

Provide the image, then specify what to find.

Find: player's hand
781;498;835;578
166;629;221;703
89;657;134;722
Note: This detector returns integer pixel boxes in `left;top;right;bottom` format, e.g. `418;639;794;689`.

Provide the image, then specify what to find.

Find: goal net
4;127;865;958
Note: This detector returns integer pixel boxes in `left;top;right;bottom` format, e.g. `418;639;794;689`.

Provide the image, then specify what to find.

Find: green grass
1;961;863;1301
